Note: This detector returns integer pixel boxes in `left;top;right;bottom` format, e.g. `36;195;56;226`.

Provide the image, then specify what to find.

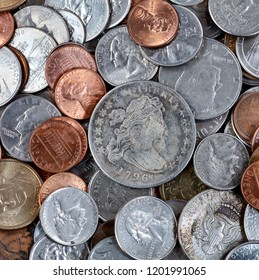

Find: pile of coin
1;0;259;260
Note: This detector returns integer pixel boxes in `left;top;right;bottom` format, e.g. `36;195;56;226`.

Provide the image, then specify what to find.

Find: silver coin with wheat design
244;204;259;241
88;80;196;188
115;196;177;260
178;189;247;260
40;187;99;246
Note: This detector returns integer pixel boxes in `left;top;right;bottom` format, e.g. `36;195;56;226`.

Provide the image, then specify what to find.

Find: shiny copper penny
38;172;87;205
251;126;259;153
45;43;97;90
0;12;15;47
241;161;259;210
29;118;83;173
55;68;106;120
127;0;179;47
0;0;26;11
233;91;259;143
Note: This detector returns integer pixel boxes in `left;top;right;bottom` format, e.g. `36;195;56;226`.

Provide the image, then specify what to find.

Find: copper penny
38;172;87;205
241;161;259;210
233;91;259;143
45;43;97;90
250;146;259;165
0;0;26;11
55;68;106;120
251;126;259;153
0;12;15;47
29;118;83;173
127;0;179;47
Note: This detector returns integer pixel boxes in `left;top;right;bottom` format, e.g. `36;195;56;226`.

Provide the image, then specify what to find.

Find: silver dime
178;189;247;260
95;25;158;86
88;236;133;260
159;37;242;120
9;27;57;93
193;133;249;190
244;204;259;241
115;196;177;260
44;0;110;41
107;0;131;29
168;0;205;6
29;235;90;260
0;47;22;107
89;170;154;222
224;121;237;137
236;35;259;78
58;9;86;44
40;187;99;246
0;95;61;162
34;220;45;242
88;80;196;188
140;5;203;67
225;241;259;260
14;5;70;44
208;0;259;37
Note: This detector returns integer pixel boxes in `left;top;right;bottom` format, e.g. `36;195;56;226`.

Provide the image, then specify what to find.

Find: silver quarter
9;27;57;93
107;0;131;29
159;37;242;120
14;5;70;44
88;80;196;188
29;235;90;260
95;25;158;86
44;0;110;41
0;95;61;162
40;187;99;246
88;236;133;260
178;189;247;260
225;241;259;260
88;170;154;222
193;133;249;190
208;0;259;37
0;47;22;107
244;204;259;241
115;196;177;260
140;5;203;67
168;0;205;6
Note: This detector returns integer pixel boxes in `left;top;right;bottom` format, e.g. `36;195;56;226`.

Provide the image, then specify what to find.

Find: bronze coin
251;126;259;153
55;68;106;120
38;172;87;205
233;91;259;143
45;43;97;90
127;0;179;48
29;118;83;173
0;11;15;47
0;0;26;11
241;161;259;210
250;146;259;165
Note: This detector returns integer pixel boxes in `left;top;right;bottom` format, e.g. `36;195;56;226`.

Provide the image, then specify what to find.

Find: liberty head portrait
107;95;168;173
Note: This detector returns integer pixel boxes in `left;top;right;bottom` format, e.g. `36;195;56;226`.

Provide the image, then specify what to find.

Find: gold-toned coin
0;159;42;230
159;163;208;201
0;0;26;11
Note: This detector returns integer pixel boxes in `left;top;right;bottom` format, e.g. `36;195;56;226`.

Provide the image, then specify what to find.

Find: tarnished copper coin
241;161;259;210
250;146;259;165
251;126;259;153
0;0;26;11
29;118;83;173
233;91;259;143
55;68;106;120
45;43;97;90
127;0;179;47
0;12;15;47
38;172;87;205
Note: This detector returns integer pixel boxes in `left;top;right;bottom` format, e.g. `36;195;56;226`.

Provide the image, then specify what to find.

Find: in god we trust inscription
89;81;196;188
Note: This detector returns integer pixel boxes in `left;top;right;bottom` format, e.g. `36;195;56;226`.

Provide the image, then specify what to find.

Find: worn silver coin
168;0;205;6
115;196;177;260
34;220;45;242
244;204;259;241
107;0;131;29
225;241;259;260
88;80;196;188
193;133;249;190
95;25;158;86
165;199;187;220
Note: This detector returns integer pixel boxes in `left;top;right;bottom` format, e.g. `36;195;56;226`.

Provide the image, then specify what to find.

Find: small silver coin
40;187;99;246
225;241;259;260
193;133;249;190
34;220;45;242
168;0;205;6
244;204;259;241
162;242;189;260
115;196;177;260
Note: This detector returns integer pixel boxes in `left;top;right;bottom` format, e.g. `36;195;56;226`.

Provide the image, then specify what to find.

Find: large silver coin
88;81;196;188
159;37;242;120
95;25;158;86
0;95;61;162
208;0;259;36
193;133;249;190
225;241;259;260
140;5;203;67
40;187;99;246
178;189;247;260
9;27;57;93
115;196;177;260
107;0;131;29
0;47;22;107
244;204;259;241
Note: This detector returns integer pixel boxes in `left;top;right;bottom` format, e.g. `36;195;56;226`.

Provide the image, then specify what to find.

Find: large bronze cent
0;0;26;11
